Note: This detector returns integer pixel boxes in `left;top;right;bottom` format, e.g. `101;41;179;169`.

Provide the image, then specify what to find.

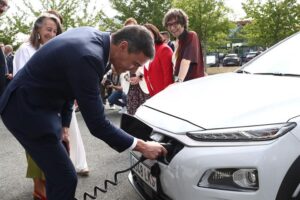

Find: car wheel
276;156;300;200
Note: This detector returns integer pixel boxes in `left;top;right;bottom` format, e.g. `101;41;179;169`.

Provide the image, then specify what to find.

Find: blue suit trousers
1;91;78;200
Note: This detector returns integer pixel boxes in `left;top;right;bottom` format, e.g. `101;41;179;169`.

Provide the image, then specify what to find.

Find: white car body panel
139;73;300;130
158;132;300;200
128;32;300;200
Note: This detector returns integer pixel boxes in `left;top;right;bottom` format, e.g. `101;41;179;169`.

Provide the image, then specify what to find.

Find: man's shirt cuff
128;137;137;150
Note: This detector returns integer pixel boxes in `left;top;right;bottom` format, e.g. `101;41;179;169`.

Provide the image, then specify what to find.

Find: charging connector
160;143;173;152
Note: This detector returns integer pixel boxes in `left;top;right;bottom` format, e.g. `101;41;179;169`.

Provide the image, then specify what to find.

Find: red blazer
144;43;173;96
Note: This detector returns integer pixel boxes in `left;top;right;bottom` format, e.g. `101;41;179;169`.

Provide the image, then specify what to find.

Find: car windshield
226;54;237;57
247;52;257;57
238;32;300;76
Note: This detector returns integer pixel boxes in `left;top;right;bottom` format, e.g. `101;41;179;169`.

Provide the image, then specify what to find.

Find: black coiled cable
74;156;146;200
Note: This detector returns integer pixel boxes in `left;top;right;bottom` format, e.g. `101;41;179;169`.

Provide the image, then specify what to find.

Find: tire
276;156;300;200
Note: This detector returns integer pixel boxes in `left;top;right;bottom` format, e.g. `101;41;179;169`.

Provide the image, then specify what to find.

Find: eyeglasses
0;0;10;12
166;21;180;29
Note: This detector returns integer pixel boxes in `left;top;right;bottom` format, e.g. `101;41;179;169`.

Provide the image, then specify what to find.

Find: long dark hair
143;23;164;45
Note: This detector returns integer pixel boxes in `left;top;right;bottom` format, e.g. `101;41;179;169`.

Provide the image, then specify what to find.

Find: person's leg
26;153;46;198
108;90;119;106
1;98;77;200
108;90;126;107
117;92;128;114
25;137;77;200
121;92;127;106
18;133;77;200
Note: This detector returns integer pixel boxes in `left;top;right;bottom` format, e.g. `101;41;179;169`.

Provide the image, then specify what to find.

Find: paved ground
0;109;141;200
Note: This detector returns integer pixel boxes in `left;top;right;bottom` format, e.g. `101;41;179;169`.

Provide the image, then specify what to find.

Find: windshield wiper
253;72;300;77
236;69;251;74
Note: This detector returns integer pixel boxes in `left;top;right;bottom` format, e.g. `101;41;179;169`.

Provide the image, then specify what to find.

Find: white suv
122;32;300;200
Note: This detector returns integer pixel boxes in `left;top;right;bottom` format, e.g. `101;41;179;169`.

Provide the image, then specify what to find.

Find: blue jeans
108;90;127;107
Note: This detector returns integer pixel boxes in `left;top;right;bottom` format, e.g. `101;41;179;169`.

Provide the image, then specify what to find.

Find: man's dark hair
111;25;154;59
163;8;189;29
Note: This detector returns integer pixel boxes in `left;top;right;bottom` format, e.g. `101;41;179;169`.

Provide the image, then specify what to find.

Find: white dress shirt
13;42;37;77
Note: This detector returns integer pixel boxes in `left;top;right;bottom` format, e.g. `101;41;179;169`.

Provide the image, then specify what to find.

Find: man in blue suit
0;25;167;200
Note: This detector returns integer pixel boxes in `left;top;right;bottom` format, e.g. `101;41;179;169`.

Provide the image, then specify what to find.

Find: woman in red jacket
143;23;173;96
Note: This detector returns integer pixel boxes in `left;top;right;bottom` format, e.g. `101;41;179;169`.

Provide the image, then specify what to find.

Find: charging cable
74;156;146;200
75;143;173;200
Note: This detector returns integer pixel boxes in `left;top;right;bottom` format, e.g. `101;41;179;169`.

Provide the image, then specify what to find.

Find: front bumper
128;132;300;200
128;172;172;200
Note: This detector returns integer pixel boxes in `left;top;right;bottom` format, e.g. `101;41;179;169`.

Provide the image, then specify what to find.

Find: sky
224;0;247;20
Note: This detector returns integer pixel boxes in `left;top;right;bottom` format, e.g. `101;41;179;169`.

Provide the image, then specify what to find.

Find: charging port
120;114;184;165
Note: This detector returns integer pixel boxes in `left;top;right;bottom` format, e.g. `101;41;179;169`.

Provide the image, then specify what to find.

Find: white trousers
69;110;89;172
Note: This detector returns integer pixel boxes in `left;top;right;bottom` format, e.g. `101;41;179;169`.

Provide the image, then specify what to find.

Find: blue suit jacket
0;27;134;152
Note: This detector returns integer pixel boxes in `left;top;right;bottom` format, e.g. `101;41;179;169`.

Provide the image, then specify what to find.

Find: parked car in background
245;51;261;63
222;53;241;66
124;31;300;200
206;53;219;67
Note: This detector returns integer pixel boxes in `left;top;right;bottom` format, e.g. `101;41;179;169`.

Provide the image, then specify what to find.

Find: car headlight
187;122;296;142
198;168;258;191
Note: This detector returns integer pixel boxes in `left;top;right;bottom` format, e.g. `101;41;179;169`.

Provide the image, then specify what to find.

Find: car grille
225;58;238;62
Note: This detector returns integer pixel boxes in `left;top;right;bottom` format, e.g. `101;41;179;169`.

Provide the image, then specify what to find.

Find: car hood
142;73;300;129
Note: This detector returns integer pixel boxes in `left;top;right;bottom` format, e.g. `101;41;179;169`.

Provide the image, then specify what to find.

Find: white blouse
13;42;37;77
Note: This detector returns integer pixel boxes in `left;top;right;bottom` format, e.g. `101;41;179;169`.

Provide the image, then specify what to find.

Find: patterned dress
126;73;150;115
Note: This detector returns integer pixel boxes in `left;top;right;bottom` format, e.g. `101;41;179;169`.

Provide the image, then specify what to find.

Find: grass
206;66;240;75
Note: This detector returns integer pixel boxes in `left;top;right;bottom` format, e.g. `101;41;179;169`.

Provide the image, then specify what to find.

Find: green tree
242;0;300;48
111;0;172;30
0;0;108;47
172;0;234;53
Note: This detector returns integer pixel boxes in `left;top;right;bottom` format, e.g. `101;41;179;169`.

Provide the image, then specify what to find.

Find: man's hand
61;127;70;153
6;73;13;80
133;139;168;160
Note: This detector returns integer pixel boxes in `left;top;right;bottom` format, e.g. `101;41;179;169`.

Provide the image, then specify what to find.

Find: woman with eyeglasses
13;12;62;200
163;8;205;83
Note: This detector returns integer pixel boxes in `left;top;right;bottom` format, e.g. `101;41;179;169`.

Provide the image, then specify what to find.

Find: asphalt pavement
0;109;141;200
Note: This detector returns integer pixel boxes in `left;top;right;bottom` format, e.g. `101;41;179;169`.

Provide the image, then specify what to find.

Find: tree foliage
111;0;172;30
0;0;108;47
172;0;234;52
242;0;300;48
